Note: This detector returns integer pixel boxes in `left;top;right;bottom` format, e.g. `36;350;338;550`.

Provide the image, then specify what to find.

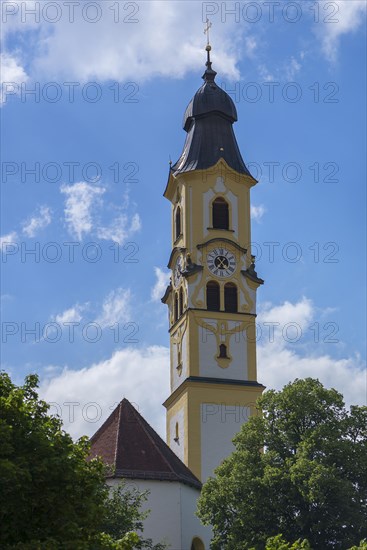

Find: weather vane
204;18;212;47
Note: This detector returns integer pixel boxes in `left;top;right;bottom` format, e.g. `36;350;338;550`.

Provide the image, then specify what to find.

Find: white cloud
245;36;257;58
0;231;18;248
50;288;131;334
43;365;63;375
61;182;105;240
257;298;367;409
1;206;52;247
1;1;40;34
2;0;365;100
259;345;366;411
54;304;86;325
95;287;131;328
257;64;274;82
61;182;140;244
130;213;141;232
285;56;302;80
41;304;87;343
39;346;170;439
251;204;266;222
96;213;141;245
151;267;171;302
22;205;52;237
316;0;367;63
0;53;28;104
3;2;241;85
259;296;314;330
257;56;302;83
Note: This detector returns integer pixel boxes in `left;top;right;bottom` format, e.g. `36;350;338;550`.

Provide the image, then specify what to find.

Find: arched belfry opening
174;293;179;322
175;206;182;240
179;287;184;317
224;282;238;312
206;281;220;311
212;197;229;230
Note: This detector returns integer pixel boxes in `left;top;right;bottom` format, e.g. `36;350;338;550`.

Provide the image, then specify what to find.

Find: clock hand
217;258;228;269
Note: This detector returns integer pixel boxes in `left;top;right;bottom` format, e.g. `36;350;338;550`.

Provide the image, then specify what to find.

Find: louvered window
224;283;237;313
174;293;179;321
179;288;184;317
206;281;220;311
213;197;229;230
175;207;181;239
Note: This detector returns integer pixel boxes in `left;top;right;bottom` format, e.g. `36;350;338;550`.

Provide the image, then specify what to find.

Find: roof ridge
114;401;122;466
128;403;181;476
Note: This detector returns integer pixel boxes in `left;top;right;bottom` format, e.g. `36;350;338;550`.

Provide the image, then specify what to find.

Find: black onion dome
171;49;253;178
183;78;238;131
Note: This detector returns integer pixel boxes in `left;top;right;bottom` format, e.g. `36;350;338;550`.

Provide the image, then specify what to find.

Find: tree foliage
253;535;312;550
197;378;367;550
349;540;367;550
0;372;165;549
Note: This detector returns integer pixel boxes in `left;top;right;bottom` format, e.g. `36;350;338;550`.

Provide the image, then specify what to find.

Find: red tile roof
90;398;201;490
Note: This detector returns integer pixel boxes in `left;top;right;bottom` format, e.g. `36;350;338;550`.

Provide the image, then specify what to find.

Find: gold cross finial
204;18;212;46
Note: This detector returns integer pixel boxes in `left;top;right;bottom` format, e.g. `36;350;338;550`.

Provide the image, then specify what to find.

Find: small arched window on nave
191;537;205;550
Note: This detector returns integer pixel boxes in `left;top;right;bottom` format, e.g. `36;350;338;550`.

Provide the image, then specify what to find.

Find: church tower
162;44;265;482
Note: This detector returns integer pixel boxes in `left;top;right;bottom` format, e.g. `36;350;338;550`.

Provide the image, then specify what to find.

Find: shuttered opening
224;283;237;312
179;288;184;317
175;207;181;239
206;281;220;311
212;198;229;230
174;294;179;321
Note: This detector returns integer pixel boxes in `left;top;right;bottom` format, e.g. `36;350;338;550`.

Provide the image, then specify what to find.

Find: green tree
349;540;367;550
0;372;165;549
197;378;367;550
253;535;311;550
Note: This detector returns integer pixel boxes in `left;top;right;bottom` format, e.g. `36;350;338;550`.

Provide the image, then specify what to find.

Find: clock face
173;256;183;287
207;248;236;278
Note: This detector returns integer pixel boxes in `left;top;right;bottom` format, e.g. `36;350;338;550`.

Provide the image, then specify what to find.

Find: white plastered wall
198;319;248;379
107;478;212;549
200;403;250;481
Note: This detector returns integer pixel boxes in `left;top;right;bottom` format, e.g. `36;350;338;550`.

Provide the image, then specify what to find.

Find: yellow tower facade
162;48;265;482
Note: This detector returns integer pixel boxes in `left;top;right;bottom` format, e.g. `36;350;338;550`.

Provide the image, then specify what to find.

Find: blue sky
1;0;366;438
